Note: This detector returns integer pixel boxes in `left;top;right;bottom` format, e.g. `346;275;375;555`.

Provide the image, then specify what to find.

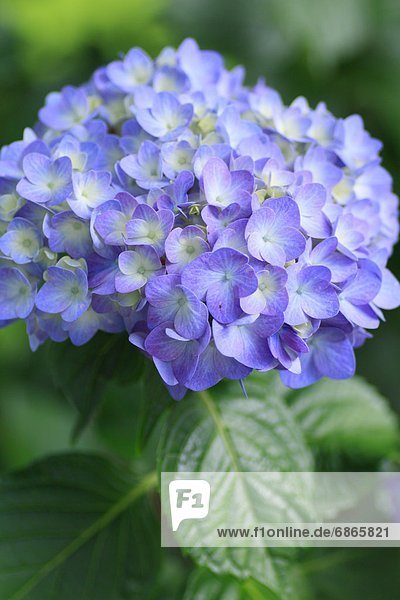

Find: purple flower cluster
1;39;399;398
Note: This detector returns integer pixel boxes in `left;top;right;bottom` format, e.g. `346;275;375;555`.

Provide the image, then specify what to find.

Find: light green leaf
0;453;158;600
289;377;399;460
183;567;285;600
158;371;308;472
158;371;312;596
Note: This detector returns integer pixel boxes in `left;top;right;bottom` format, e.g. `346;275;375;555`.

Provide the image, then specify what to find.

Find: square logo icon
169;479;211;531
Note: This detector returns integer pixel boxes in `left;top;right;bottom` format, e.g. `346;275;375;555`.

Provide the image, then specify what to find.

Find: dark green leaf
0;453;158;600
302;547;400;600
96;360;173;460
0;383;101;473
47;332;145;440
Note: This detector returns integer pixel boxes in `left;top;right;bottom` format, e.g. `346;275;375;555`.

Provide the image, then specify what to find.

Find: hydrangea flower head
1;39;399;398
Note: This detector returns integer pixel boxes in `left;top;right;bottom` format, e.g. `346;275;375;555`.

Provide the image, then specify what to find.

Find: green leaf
146;552;190;600
157;371;312;596
158;371;308;472
0;453;158;600
47;332;145;440
96;360;173;461
0;382;101;473
183;567;283;600
301;547;400;600
289;377;399;460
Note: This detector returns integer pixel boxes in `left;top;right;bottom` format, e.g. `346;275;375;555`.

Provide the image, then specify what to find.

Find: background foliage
0;0;400;598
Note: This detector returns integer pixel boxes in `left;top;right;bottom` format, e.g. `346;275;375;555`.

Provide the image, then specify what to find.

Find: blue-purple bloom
106;48;154;93
181;248;258;323
268;325;309;374
17;153;72;206
92;192;138;246
338;259;382;329
66;306;124;346
240;266;288;317
68;170;114;218
43;212;91;259
165;226;209;272
0;218;42;264
35;265;91;322
136;92;193;141
0;177;25;222
0;267;36;319
188;341;251;391
202;157;253;214
115;246;162;293
245;198;305;266
280;327;356;388
39;86;93;130
120;141;165;189
125;204;174;254
161;141;195;178
213;314;282;370
285;264;339;325
146;274;208;339
144;322;210;386
201;203;241;245
177;38;223;90
1;39;399;397
294;183;331;238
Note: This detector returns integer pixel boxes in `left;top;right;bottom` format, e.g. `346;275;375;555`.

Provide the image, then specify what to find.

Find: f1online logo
169;480;211;531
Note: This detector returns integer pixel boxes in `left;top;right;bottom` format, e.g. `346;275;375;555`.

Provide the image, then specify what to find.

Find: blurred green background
0;0;399;471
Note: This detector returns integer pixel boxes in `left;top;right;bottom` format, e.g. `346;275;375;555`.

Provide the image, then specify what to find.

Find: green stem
198;389;242;472
243;579;281;600
198;387;283;598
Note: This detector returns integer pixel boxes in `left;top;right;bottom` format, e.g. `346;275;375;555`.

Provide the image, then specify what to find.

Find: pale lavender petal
0;268;35;319
145;324;184;361
341;259;382;305
203;157;231;204
181;253;222;298
374;269;400;310
188;343;251;391
298;265;339;319
313;328;356;379
213;316;278;370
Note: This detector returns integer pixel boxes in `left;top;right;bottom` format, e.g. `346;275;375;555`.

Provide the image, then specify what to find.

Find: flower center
177;296;187;307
